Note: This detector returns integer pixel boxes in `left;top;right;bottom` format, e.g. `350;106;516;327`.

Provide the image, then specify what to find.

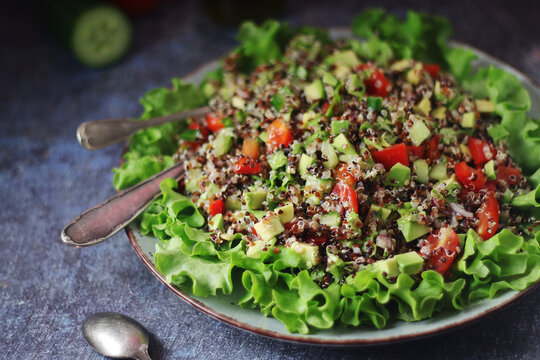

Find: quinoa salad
113;10;540;333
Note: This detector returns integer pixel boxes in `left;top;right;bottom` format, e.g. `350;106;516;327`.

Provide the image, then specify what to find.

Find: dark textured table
2;1;539;359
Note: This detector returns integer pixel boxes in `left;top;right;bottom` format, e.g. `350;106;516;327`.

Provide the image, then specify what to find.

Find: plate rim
124;33;540;345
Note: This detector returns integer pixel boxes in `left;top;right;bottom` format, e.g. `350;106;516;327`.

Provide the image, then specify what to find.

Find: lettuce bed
114;10;540;333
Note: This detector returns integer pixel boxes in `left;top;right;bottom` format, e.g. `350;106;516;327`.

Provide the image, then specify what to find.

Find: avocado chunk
413;159;429;184
326;50;360;68
253;214;284;241
268;151;288;170
461;112;476;128
185;168;202;193
408;118;431;146
414;97;432;116
390;59;412;72
208;213;224;231
320;212;341;228
394;252;424;275
475;99;494;113
397;216;429;242
196;183;220;206
274;202;294;224
484;159;496;180
322;72;338;87
225;196;242;211
243;190;267;210
432;174;462;202
304;176;334;194
231;96;246;110
406;64;422;85
373;257;399;277
370;204;392;222
298;153;316;176
321;141;339;169
429;163;447;181
291;242;320;268
212;130;233;156
304;79;325;102
332;134;357;157
432;106;447;120
246;237;276;258
385;163;411;187
345;73;364;95
331;120;349;135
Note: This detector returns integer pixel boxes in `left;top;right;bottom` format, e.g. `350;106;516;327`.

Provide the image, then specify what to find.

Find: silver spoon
77;105;211;150
83;312;152;360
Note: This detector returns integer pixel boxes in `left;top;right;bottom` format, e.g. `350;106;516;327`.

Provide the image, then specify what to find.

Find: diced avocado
208;213;224;231
414;97;432;116
243;190;267;210
225;196;242;211
232;96;246;110
322;72;338;87
259;131;268;142
373;257;399;277
304;176;334;194
413;159;429;184
248;210;266;220
459;144;471;157
390;59;411;72
406;64;423;85
385;163;411;187
320;212;341;227
253;214;284;241
333;64;351;80
475;99;494;113
331;120;349;135
332;134;357;156
246;237;276;258
397;216;429;242
301;110;317;128
274;202;294;224
484;159;496;180
197;183;220;206
212;130;233;156
291;242;320;268
366;97;383;111
321;141;339;169
394;252;424;275
185;168;202;193
268;151;288;170
299;153;316;176
434;81;444;101
461;112;476;128
432;106;447;120
432;174;462;202
429;163;447;181
326;50;360;68
346;73;364;94
370;204;392;222
304;79;325;102
296;65;308;80
408;119;431;146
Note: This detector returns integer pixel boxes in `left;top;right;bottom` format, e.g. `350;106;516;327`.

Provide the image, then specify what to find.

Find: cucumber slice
71;5;132;67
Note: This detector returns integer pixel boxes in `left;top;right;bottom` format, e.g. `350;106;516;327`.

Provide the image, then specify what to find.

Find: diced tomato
371;143;409;170
484;181;497;193
181;122;209;150
266;119;293;152
334;163;356;186
205;113;225;132
454;161;487;191
208;199;225;217
332;182;358;213
468;137;496;166
475;192;500;241
357;64;392;98
241;139;260;158
234;156;262;175
426;135;440;161
496;165;522;186
407;145;425;159
189;122;209;138
420;227;459;275
423;63;440;78
306;233;328;246
321;101;331;115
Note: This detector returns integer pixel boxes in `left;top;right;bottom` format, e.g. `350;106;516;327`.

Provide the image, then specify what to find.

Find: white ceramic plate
126;29;540;345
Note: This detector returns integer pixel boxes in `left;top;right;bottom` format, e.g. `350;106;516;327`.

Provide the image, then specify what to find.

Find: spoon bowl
83;312;152;360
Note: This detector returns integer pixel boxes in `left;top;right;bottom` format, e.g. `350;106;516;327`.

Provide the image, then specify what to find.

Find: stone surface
1;0;539;359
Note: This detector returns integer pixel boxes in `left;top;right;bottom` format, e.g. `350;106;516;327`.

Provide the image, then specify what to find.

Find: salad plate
122;26;540;345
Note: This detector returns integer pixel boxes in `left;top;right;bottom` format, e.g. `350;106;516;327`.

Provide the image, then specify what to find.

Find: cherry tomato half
426;135;440;161
266;119;293;152
371;143;409;170
496;165;522;186
475;192;500;241
468;137;496;166
420;227;459;275
357;64;392;98
334;163;356;186
208;199;225;217
206;113;225;132
423;63;441;78
407;145;425;159
332;182;358;213
454;161;487;191
234;156;262;175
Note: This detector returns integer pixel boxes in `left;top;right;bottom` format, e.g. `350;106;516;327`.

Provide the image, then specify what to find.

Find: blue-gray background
1;0;539;359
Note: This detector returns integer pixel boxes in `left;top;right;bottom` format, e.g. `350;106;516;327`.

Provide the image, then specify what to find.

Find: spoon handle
77;105;211;150
61;162;185;247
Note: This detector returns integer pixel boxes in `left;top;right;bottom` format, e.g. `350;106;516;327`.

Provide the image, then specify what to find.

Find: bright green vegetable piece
304;79;325;102
397;216;430;242
244;190;267;210
332;134;357;156
321;141;339;169
322;72;338;87
461;112;476;128
331;120;350;135
366;97;383;111
298;153;316;176
394;252;424;275
268;151;288;169
291;242;320;268
212;130;233;156
413;159;429;184
253;214;284;241
484;160;496;180
370;204;392;221
372;257;399;277
320;212;341;227
414;97;432;116
429;163;447;181
385;163;411;187
246;237;276;258
274;202;294;224
184;168;202;193
208;213;224;231
225;196;242;211
326;49;360;68
408;119;431;146
475;99;494;113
